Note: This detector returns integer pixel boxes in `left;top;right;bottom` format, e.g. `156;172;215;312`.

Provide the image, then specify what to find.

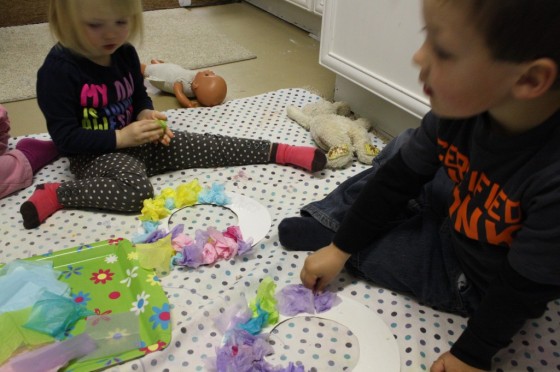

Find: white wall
335;75;421;139
321;0;428;137
244;0;323;37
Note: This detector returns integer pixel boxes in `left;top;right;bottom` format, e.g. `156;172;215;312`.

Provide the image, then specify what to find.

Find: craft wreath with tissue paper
212;278;401;372
133;180;272;275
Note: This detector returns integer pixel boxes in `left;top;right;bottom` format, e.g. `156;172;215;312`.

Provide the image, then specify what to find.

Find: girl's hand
115;119;165;148
300;243;351;292
137;109;165;121
115;109;175;148
138;109;175;146
159;126;175;146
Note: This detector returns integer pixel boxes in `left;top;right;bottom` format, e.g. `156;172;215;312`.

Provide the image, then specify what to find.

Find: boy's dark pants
302;129;480;316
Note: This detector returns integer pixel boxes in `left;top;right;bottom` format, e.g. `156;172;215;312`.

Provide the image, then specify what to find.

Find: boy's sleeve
333;151;434;254
450;260;560;370
333;112;442;254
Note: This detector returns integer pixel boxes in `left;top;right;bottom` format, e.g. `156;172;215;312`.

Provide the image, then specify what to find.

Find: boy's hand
431;351;484;372
300;243;351;292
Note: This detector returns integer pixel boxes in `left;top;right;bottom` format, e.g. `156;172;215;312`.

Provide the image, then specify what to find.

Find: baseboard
179;0;239;6
243;0;322;38
334;76;421;139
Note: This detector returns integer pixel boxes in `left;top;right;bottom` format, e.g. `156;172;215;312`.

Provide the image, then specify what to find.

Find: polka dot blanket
1;88;558;371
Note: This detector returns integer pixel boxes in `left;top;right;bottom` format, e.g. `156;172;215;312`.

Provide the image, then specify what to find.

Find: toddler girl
20;0;326;229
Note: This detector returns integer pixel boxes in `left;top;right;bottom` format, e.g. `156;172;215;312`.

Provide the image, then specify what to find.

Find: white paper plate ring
263;295;401;371
161;192;272;247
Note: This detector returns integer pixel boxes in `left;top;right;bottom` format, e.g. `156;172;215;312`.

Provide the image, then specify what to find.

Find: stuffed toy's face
192;70;227;107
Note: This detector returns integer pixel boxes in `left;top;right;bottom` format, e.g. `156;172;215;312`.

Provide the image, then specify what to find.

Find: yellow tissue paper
139;197;170;222
175;179;203;208
135;235;174;277
0;307;55;364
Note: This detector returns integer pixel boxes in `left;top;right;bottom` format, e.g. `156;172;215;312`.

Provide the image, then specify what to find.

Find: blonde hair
48;0;144;56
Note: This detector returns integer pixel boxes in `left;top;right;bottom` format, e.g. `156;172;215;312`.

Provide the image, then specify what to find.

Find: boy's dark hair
467;0;560;87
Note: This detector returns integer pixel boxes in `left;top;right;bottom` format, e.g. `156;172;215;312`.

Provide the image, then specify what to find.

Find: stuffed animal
286;100;380;168
141;59;227;108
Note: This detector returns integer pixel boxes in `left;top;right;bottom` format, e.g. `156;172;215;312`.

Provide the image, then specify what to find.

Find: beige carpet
0;8;256;103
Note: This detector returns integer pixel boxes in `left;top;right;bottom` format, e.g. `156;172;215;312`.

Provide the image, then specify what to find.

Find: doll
141;59;227;108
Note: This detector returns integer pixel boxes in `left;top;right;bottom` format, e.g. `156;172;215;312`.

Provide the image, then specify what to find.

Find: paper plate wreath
211;277;401;372
132;180;272;276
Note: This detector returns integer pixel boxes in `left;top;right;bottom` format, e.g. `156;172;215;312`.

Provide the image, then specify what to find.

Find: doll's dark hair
465;0;560;87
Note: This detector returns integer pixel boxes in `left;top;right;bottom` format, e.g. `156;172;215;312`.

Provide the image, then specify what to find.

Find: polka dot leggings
58;132;271;212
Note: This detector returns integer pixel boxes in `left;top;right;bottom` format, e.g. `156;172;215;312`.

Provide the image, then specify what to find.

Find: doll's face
192;70;227;107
